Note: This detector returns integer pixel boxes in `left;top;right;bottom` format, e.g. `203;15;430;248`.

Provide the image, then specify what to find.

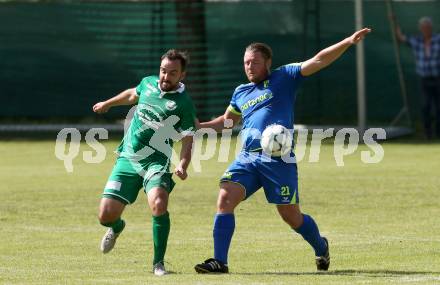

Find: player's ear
180;71;186;81
266;58;272;72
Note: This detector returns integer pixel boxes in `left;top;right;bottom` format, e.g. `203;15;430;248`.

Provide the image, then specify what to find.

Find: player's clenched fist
174;166;188;180
93;102;110;114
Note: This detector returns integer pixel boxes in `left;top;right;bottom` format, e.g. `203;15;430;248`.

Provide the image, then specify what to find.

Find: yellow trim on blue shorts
290;189;298;205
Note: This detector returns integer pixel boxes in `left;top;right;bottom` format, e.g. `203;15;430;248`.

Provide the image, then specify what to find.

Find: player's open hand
174;165;188;180
348;28;372;44
93;102;110;114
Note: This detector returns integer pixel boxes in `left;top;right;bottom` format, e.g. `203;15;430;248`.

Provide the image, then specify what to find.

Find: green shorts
102;156;175;205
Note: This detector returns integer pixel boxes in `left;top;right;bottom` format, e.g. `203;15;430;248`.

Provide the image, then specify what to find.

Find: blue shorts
220;152;299;205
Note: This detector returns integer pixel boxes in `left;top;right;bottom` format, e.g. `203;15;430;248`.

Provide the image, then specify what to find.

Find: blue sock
213;213;235;264
294;214;327;256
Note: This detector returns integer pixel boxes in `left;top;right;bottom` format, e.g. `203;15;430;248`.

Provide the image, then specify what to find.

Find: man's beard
247;74;263;83
160;80;177;92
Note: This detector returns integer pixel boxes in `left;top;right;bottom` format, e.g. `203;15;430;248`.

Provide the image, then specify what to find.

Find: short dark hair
245;43;273;60
161;49;189;71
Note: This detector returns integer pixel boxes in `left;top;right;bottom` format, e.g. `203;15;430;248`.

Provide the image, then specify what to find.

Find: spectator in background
396;17;440;139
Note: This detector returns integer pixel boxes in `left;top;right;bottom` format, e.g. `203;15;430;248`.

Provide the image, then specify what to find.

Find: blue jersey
228;63;304;151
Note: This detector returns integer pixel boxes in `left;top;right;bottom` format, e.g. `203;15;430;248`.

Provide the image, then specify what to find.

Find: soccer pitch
1;138;439;284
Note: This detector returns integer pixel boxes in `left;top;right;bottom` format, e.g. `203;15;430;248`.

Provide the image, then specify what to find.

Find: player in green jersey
92;49;196;276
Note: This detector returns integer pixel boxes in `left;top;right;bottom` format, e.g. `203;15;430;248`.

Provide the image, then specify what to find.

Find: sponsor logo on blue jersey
240;91;273;112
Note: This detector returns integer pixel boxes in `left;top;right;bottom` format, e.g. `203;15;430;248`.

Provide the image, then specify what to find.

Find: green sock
152;212;170;265
102;218;125;234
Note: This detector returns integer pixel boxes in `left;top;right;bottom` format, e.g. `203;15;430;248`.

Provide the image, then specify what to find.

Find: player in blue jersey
194;28;371;273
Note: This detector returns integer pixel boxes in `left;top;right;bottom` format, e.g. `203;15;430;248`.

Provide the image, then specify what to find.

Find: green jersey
117;75;196;163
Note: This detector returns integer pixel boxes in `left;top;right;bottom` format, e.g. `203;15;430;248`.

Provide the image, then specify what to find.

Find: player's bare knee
149;192;168;215
98;197;125;224
216;192;230;212
217;191;240;213
151;198;167;215
147;188;168;215
98;213;109;225
98;209;119;225
217;183;245;212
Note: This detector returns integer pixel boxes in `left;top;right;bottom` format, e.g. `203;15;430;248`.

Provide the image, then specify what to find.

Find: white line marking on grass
398;275;440;283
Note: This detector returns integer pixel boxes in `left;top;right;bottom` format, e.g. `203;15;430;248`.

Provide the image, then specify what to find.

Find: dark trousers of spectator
421;76;440;139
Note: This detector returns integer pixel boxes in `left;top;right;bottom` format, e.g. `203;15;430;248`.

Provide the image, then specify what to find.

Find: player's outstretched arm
198;108;241;132
174;135;193;180
300;28;372;77
92;88;139;114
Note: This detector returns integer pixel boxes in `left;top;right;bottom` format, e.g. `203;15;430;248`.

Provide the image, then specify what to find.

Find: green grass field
1;138;439;284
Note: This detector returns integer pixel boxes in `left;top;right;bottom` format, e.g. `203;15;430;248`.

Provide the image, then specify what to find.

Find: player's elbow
128;96;137;105
126;88;138;104
301;57;323;76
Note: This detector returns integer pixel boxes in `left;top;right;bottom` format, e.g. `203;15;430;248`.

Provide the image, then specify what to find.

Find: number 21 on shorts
280;186;290;196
